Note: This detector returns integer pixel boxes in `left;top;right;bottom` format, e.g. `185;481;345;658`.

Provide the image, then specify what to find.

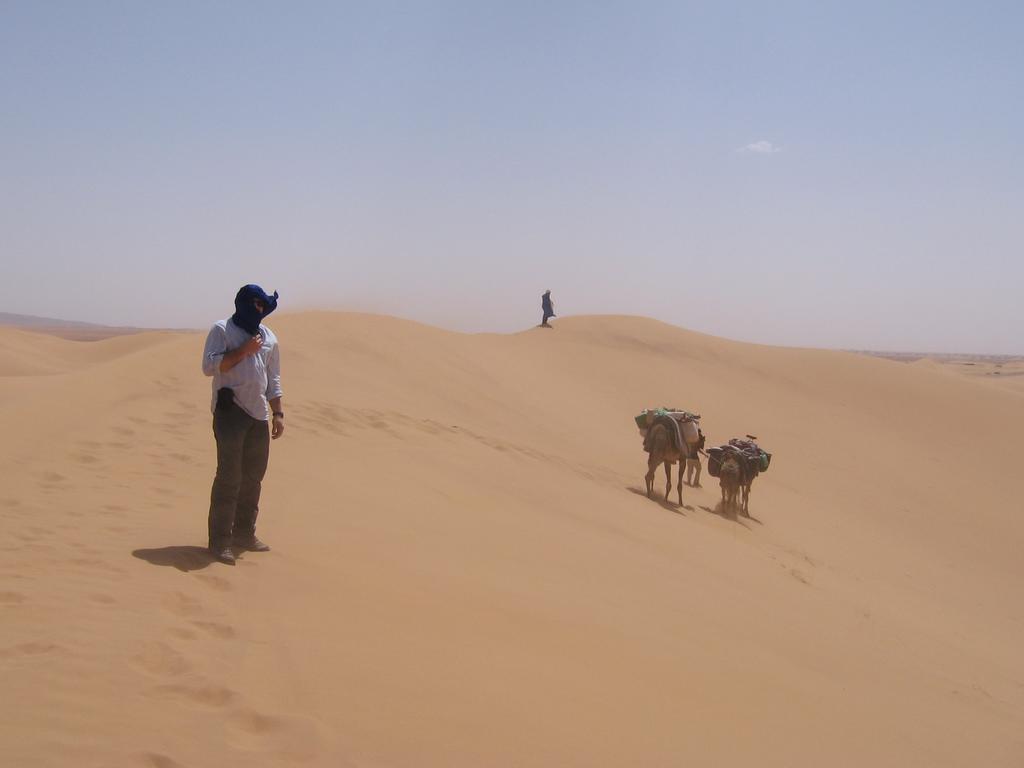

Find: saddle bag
706;446;725;478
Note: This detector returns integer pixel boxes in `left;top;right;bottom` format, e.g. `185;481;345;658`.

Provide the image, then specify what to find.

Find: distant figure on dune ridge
541;290;555;327
201;284;285;565
643;413;686;505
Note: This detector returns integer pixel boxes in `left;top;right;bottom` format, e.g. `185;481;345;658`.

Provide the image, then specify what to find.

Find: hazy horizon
3;2;1022;354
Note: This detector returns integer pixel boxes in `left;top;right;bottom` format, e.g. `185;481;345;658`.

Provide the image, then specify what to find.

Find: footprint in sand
789;568;811;585
69;556;127;575
38;471;67;491
159;592;204;618
0;591;26;605
229;708;286;736
142;753;184;768
195;573;233;592
191;620;236;639
152;682;237;708
226;708;329;762
132;641;191;677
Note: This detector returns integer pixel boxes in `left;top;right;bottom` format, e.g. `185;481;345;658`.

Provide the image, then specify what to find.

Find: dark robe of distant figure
541;290;555;327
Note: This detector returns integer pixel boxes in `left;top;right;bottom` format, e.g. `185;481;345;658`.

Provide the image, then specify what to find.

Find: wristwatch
272;411;284;418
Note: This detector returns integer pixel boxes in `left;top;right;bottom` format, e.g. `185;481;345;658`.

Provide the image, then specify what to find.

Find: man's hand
219;334;264;373
242;334;263;356
272;414;284;439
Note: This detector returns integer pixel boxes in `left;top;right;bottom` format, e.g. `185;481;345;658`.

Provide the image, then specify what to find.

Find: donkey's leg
664;461;672;501
677;462;684;506
645;455;657;497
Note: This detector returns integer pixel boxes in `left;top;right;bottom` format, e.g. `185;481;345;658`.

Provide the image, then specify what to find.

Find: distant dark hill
0;313;188;340
0;312;112;328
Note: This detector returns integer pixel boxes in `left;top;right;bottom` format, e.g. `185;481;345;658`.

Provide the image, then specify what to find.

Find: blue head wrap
231;284;279;335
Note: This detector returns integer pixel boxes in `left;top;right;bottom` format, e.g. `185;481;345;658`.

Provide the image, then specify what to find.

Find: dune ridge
2;312;1022;767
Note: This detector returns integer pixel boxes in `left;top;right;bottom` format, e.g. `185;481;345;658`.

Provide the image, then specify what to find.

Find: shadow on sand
698;503;763;527
626;486;692;514
627;485;764;527
132;546;215;572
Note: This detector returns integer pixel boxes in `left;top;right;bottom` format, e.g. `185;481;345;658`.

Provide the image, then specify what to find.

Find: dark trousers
208;404;270;548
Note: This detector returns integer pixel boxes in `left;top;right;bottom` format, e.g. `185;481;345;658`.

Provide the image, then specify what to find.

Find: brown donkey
719;454;741;515
644;421;685;505
739;459;759;516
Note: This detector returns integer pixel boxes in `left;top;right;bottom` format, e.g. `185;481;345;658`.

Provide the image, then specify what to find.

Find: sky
1;1;1021;353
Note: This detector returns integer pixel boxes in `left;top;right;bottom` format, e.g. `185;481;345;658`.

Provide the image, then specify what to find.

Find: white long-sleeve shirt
202;318;282;420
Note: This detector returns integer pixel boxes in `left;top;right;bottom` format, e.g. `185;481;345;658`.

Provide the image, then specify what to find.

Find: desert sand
2;312;1022;767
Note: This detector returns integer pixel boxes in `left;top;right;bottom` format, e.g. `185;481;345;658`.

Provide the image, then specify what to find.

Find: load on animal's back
642;413;683;454
635;408;703;505
636;408;701;451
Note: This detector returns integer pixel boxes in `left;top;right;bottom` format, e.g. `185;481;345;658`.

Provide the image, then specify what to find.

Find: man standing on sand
685;427;706;487
202;285;284;565
541;289;555;327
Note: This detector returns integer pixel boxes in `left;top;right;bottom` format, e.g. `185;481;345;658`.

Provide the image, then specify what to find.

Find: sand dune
2;313;1022;767
929;358;1024;395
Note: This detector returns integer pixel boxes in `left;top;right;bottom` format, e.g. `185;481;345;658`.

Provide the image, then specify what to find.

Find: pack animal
643;416;686;505
719;454;741;514
738;456;759;516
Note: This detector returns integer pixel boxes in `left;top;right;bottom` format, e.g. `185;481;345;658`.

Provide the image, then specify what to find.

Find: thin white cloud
738;140;782;154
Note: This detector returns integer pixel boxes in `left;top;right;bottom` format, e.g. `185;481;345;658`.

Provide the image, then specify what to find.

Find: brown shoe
234;534;270;552
210;545;236;565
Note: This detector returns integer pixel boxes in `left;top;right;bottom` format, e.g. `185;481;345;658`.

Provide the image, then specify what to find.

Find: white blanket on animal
665;411;700;445
640;414;697;453
638;410;700;445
